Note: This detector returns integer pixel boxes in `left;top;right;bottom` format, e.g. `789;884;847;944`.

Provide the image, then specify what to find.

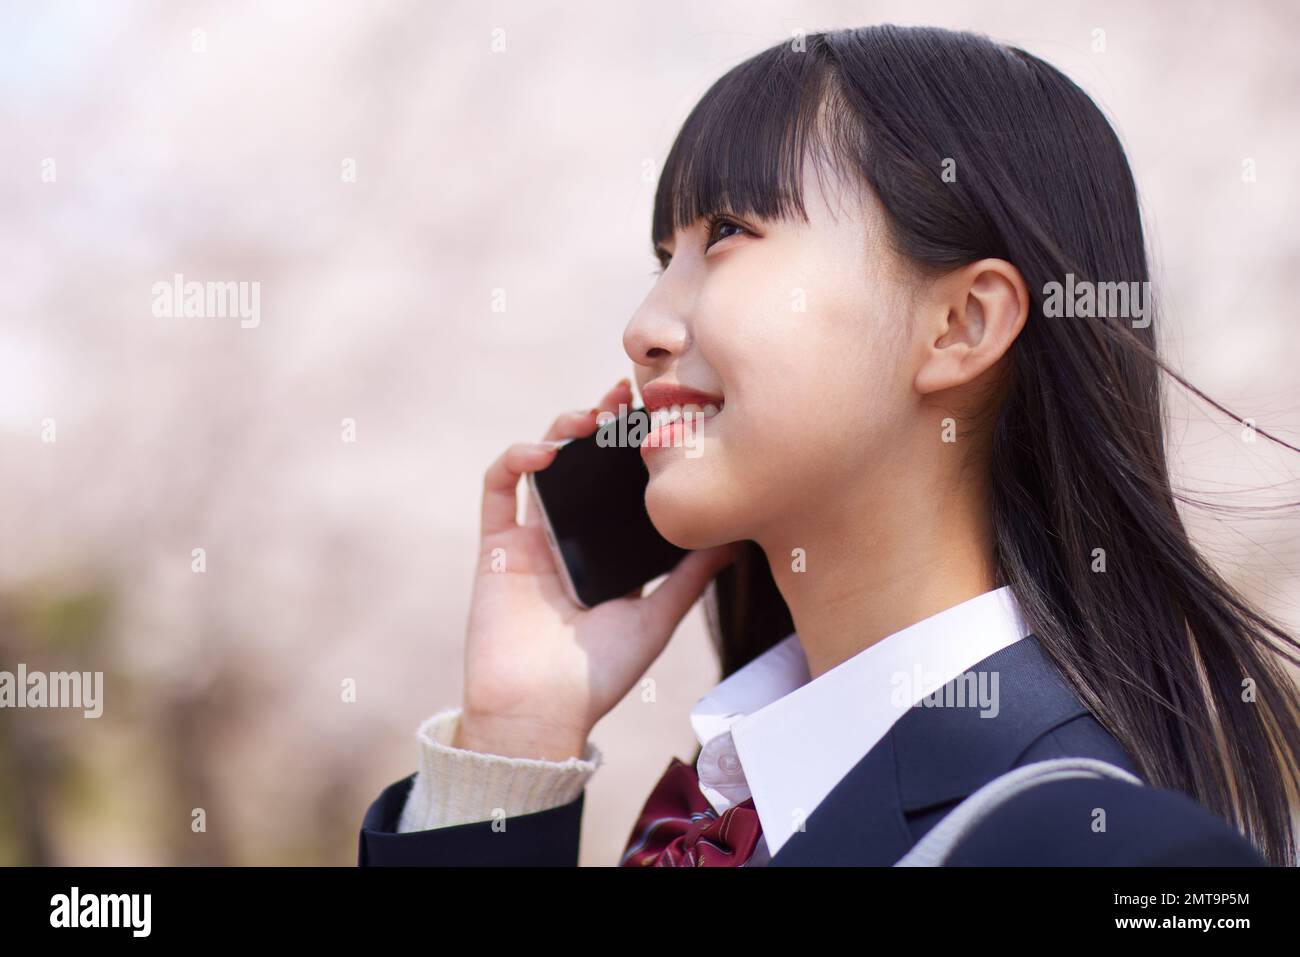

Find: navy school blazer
357;634;1269;866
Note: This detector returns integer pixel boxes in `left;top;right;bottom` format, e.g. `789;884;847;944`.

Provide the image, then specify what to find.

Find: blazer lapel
769;634;1091;866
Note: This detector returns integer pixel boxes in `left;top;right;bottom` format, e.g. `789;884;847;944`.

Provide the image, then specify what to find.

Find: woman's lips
639;406;721;457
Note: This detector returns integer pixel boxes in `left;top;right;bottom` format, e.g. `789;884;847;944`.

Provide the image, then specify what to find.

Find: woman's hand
455;377;740;761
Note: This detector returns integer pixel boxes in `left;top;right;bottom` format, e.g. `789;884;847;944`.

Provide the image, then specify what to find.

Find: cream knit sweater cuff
396;706;604;832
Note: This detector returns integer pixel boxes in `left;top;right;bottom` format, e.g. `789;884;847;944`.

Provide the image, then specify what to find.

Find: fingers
639;542;741;637
485;378;636;537
481;441;565;538
525;377;634;527
540;378;633;443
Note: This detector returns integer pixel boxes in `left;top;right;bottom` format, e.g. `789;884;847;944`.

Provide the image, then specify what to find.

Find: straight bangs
650;39;862;251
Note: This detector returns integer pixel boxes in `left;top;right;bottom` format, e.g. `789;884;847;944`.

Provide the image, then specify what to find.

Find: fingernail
539;439;569;450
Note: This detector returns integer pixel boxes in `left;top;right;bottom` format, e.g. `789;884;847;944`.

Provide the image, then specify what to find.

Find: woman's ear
912;258;1029;395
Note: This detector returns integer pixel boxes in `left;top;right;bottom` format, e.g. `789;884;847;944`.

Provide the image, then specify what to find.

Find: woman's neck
757;470;999;680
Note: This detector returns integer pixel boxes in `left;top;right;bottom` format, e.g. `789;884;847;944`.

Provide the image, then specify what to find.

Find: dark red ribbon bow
619;756;763;867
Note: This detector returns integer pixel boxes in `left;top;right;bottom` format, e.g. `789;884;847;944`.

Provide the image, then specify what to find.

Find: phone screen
528;406;687;607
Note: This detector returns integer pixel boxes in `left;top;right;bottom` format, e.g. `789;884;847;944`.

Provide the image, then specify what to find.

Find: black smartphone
527;406;687;608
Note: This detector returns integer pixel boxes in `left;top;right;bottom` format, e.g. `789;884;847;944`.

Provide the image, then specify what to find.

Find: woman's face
623;158;924;551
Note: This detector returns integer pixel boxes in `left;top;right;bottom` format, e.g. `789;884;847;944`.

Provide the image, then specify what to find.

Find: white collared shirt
688;585;1032;860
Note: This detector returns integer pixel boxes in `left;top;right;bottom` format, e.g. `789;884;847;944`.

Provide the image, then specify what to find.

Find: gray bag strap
893;757;1144;867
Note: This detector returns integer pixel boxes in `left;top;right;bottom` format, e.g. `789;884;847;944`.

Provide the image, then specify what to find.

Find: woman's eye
650;217;748;276
705;217;747;251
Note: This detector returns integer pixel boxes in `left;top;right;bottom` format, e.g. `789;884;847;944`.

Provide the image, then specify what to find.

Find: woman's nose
622;296;689;367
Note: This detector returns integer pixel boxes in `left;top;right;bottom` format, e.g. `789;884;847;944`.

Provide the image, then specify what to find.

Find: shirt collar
688;584;1032;858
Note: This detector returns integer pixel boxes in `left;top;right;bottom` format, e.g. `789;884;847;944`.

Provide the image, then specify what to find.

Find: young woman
359;25;1299;867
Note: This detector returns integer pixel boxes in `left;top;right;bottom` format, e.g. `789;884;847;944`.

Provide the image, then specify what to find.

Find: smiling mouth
640;403;721;454
645;402;722;431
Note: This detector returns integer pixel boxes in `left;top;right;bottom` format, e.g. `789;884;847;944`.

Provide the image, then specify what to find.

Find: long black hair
656;25;1300;866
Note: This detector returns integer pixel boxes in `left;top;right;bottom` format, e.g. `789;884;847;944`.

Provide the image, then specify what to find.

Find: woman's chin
644;468;732;550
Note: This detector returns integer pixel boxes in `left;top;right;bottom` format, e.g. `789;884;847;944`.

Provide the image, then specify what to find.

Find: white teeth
648;401;723;429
